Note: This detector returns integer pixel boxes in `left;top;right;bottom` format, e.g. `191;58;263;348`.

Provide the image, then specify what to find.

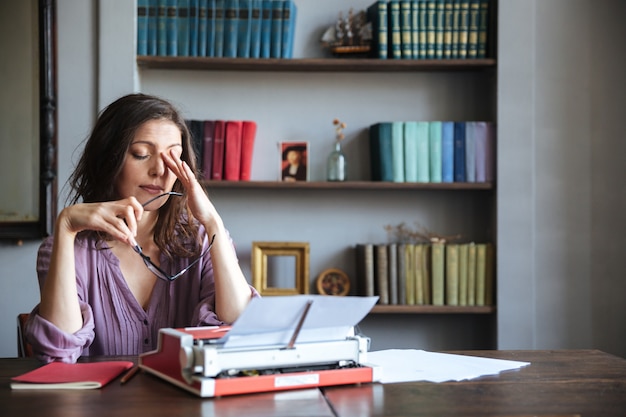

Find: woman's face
287;150;302;165
115;119;183;208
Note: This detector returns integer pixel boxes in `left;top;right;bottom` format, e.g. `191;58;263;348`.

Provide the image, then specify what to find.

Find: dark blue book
387;0;401;59
197;0;208;56
260;0;272;58
270;0;283;58
249;0;262;58
237;0;251;57
166;0;178;56
214;0;225;57
367;0;388;59
281;0;296;58
223;0;239;57
157;0;168;55
453;121;466;182
435;0;444;59
206;0;216;56
477;0;489;58
137;0;149;56
410;0;419;59
177;0;190;56
451;0;461;58
441;121;454;182
189;0;199;56
425;0;435;58
399;0;412;59
417;0;427;58
147;0;158;55
369;123;394;182
443;0;453;59
467;0;479;58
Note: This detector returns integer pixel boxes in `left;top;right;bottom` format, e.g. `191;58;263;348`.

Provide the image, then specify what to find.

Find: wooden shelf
370;305;496;314
201;180;494;191
137;56;497;73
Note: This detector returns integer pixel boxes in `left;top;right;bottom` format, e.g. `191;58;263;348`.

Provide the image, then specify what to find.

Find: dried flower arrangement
384;222;463;244
333;118;347;142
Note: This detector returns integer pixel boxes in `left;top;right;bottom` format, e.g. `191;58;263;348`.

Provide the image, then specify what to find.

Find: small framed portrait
280;141;309;182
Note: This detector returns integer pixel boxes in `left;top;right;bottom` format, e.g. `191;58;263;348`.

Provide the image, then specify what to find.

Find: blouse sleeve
24;236;96;363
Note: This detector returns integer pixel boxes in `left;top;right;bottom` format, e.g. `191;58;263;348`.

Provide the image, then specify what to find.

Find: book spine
260;0;272;58
443;0;453;59
477;0;489;58
465;121;476;182
189;119;205;168
189;0;199;56
441;120;454;182
205;0;216;56
467;242;476;305
403;121;419;182
201;120;215;180
475;243;486;306
211;120;226;180
137;0;149;56
239;120;257;180
388;243;399;304
485;243;495;305
414;243;424;304
435;0;444;59
417;0;427;58
445;243;459;305
157;0;168;55
177;0;190;57
431;241;444;305
237;0;251;57
415;121;429;182
453;121;466;182
429;121;442;182
388;0;401;59
425;0;436;58
370;122;394;182
249;0;262;58
467;0;479;58
458;243;469;306
404;244;415;304
411;1;419;59
166;0;178;56
197;0;208;56
421;243;431;304
391;121;405;183
375;244;390;305
224;120;243;180
214;0;225;57
400;0;413;59
281;0;296;58
367;0;388;59
270;0;283;58
397;243;407;304
451;0;460;58
223;0;239;58
458;0;469;58
356;243;375;297
148;0;158;55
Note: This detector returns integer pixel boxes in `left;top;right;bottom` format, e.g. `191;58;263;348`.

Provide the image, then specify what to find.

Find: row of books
356;242;494;306
186;119;257;181
367;0;491;60
369;121;495;183
137;0;297;58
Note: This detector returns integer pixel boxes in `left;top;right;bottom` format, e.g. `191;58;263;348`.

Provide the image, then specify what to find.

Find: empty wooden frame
252;242;310;296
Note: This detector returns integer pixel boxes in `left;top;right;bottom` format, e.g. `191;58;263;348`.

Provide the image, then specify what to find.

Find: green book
475;243;487;306
388;0;402;59
435;0;444;59
425;0;436;58
458;0;469;58
445;243;459;305
405;243;416;305
367;0;388;59
431;240;445;305
414;243;425;304
467;242;476;305
451;0;461;58
417;0;428;58
391;121;405;182
443;0;453;59
411;0;419;58
458;243;469;305
477;0;489;58
416;121;430;182
404;121;419;182
467;0;479;58
400;0;413;58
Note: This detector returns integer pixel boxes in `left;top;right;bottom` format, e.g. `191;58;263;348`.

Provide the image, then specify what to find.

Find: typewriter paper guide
220;295;379;349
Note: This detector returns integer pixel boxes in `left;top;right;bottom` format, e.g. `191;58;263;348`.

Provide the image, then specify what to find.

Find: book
388;243;398;304
205;0;216;56
189;119;205;168
467;242;476;305
475;243;487;305
270;0;283;58
239;120;257;180
445;243;459;305
403;121;418;182
189;0;199;56
197;0;208;56
404;243;416;305
425;0;436;58
259;0;272;58
355;243;375;297
375;244;390;304
157;0;168;55
367;0;388;59
421;243;431;304
177;0;190;56
148;0;158;55
477;0;489;58
249;0;262;58
485;243;494;305
399;0;412;59
397;243;407;304
474;121;495;182
465;121;476;182
214;0;225;57
416;121;430;182
451;0;461;58
467;0;479;58
458;242;469;305
166;0;178;56
417;0;427;58
442;0;453;59
410;0;419;58
223;0;239;58
211;120;226;180
369;122;394;182
434;0;444;59
390;121;405;182
453;121;466;182
414;243;425;304
137;0;149;56
441;120;454;182
281;0;296;59
431;240;445;305
11;361;134;390
224;120;243;180
201;120;215;180
458;0;469;58
429;121;442;182
387;0;402;59
237;0;251;57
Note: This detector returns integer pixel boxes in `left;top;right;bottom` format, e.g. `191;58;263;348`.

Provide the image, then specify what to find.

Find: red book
239;121;257;181
211;120;226;180
201;120;215;180
11;361;133;390
224;120;243;181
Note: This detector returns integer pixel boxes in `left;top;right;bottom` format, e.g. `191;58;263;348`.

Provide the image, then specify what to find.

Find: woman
25;93;256;363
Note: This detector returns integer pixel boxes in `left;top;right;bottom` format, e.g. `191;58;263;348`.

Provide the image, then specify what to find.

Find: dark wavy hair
68;93;200;259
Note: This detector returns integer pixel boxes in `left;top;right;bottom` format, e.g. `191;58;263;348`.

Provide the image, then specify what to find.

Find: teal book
429;121;442;182
157;0;168;55
206;0;216;56
453;121;466;182
387;0;402;59
260;0;272;58
425;0;436;59
223;0;239;57
137;0;149;56
166;0;178;56
467;0;479;58
434;0;444;59
197;0;208;56
441;121;454;182
177;0;190;57
474;121;495;182
281;0;296;58
367;0;388;59
451;0;460;58
464;121;476;182
410;1;419;58
417;0;427;58
415;121;429;182
391;121;405;182
443;0;453;59
237;0;251;57
270;0;283;58
213;0;226;57
477;0;489;58
249;0;262;58
400;0;413;58
189;0;199;56
403;121;419;182
147;0;158;55
369;122;394;182
458;0;469;58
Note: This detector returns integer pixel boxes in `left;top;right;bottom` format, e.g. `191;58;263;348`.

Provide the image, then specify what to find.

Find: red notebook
224;120;243;181
11;361;133;390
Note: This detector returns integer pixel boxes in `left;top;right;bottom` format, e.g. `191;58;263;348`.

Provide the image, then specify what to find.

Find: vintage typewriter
139;295;381;397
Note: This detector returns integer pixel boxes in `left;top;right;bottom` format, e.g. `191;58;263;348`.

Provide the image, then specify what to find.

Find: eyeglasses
132;192;215;282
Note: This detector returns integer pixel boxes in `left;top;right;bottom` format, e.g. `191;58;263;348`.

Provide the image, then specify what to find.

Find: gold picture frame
252;242;310;296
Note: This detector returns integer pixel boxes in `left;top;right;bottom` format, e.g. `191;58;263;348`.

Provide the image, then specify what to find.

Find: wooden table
1;350;625;416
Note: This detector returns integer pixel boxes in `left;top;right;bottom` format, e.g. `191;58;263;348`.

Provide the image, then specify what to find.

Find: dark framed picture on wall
280;141;309;182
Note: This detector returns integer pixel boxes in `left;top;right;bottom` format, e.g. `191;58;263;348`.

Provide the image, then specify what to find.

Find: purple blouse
25;227;256;363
